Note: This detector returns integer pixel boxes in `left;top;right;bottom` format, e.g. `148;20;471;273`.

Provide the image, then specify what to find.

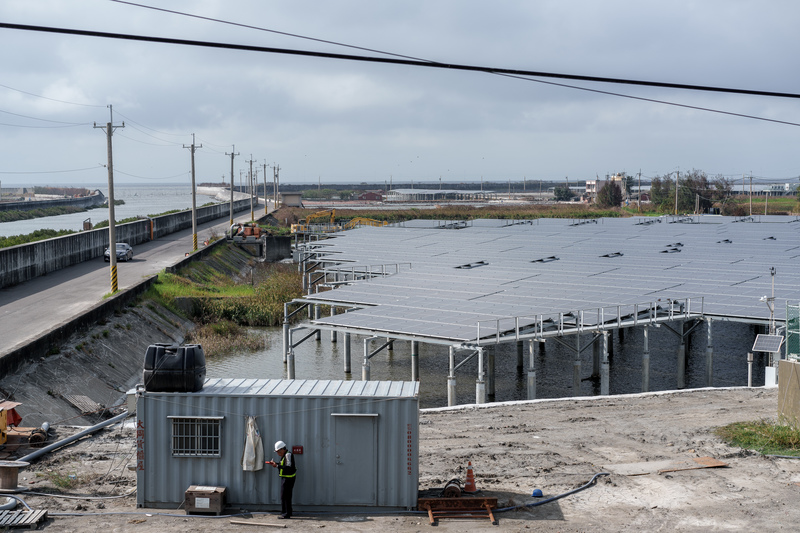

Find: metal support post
287;348;296;379
642;325;650;392
527;339;536;400
747;352;753;387
447;346;456;407
330;306;337;343
705;317;713;387
344;333;351;374
476;347;486;404
677;321;686;389
592;338;600;378
601;331;610;395
282;304;289;364
362;338;371;381
516;340;524;370
487;347;495;398
573;334;582;394
411;341;419;381
314;305;321;340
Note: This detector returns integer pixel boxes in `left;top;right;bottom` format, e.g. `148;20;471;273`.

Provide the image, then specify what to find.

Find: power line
0;166;102;175
108;2;800;128
0;82;105;108
3;22;799;101
0;107;91;125
109;0;435;64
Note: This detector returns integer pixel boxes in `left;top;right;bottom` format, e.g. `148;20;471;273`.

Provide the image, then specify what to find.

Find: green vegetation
0;228;77;249
0;206;87;223
715;419;800;456
93;215;145;228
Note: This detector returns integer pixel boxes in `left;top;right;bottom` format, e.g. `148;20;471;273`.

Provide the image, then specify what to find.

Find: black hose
495;472;610;513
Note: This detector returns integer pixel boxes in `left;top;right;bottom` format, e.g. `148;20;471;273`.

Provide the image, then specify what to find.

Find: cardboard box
185;485;226;515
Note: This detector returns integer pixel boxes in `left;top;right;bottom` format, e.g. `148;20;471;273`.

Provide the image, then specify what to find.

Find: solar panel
300;215;800;342
752;334;784;353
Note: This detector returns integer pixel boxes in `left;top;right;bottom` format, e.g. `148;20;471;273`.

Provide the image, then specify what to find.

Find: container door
333;414;378;505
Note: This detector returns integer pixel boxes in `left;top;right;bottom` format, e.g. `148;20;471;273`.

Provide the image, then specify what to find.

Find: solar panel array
303;215;800;343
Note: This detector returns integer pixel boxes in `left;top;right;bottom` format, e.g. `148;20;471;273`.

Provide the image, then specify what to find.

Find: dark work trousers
280;476;295;518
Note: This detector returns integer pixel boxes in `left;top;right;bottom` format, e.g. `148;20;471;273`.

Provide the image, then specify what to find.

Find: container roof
183;378;420;398
303;215;800;343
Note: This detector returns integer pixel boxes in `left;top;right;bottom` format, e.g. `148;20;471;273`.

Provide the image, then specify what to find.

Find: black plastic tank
142;343;206;392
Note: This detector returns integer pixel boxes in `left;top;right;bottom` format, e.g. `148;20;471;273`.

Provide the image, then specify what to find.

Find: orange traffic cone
464;461;477;493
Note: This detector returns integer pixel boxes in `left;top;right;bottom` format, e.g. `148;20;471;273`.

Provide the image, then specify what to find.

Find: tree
553;186;574;201
596;182;623;208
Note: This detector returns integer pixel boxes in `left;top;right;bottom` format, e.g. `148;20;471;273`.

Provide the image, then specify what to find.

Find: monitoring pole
749;173;753;216
183;134;202;251
226;145;239;226
247;155;255;221
93;105;124;293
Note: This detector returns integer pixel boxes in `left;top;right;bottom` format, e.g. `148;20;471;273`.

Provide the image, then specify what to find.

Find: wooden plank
605;456;728;476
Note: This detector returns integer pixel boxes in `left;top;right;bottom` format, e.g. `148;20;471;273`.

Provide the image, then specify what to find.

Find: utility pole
263;161;268;214
749;173;753;216
273;163;280;207
226;145;239;226
93;105;124;293
247;155;255;221
183;134;202;251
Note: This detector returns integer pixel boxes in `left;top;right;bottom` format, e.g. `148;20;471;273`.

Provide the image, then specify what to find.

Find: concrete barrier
0;274;159;377
0;199;252;289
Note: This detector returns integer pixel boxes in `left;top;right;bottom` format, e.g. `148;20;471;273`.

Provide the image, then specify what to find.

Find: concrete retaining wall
0;199;252;289
0;275;159;377
0;193;106;212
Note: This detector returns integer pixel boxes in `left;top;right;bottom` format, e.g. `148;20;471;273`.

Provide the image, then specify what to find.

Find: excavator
291;209;337;233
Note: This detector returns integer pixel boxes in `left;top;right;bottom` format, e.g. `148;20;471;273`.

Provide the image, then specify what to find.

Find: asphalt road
0;202;273;359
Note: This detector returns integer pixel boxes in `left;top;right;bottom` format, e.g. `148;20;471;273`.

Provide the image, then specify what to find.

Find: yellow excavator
291;209;336;233
343;217;388;230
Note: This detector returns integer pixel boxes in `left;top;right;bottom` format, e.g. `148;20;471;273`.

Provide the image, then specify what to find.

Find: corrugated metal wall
136;379;419;510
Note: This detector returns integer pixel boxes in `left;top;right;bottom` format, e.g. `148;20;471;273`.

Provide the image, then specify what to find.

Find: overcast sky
2;1;800;187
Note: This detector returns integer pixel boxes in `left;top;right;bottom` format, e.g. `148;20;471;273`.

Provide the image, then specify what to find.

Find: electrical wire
0;166;102;175
3;23;798;102
102;4;800;128
0;108;91;125
0;82;105;108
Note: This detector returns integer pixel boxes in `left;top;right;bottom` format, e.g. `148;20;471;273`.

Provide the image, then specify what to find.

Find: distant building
586;174;626;203
358;191;383;201
281;192;303;207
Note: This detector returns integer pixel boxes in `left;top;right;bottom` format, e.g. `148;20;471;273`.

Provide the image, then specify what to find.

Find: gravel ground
9;386;799;532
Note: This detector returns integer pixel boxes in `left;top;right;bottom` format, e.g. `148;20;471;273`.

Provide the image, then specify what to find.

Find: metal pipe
19;410;130;463
642;325;650;392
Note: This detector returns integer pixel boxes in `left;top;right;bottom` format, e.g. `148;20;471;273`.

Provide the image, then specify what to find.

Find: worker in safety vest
266;440;296;519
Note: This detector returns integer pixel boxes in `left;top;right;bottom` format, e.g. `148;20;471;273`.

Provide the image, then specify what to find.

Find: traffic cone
464;461;477;493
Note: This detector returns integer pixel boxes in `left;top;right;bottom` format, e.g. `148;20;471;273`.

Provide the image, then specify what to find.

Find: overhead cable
2;23;799;101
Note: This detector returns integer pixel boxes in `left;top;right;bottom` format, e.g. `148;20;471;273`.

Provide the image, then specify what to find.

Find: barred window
168;416;223;457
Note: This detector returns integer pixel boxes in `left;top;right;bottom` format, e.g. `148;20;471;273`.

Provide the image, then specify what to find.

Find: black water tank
143;343;206;392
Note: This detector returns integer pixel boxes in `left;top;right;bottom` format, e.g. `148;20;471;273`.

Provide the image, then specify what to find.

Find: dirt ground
6;386;797;532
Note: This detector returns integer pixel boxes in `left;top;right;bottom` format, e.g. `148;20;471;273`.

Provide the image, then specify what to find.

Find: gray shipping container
134;378;419;510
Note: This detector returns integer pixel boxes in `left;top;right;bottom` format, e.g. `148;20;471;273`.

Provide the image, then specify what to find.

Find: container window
169;416;223;457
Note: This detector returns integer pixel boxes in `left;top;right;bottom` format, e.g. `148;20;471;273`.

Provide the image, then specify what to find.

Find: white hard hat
274;440;286;451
